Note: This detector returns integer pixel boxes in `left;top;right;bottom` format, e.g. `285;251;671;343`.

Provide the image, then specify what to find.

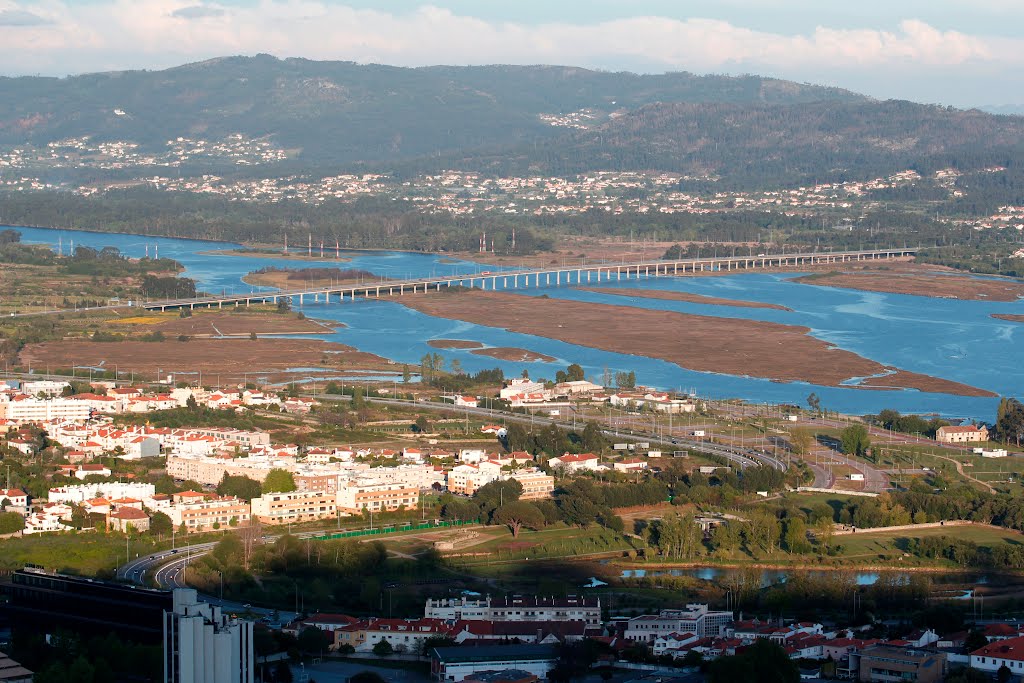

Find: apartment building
164;588;254;683
0;396;91;422
509;470;554;500
167;496;250;532
250;490;337;525
336;482;419;514
858;645;945;683
425;596;601;628
625;605;734;642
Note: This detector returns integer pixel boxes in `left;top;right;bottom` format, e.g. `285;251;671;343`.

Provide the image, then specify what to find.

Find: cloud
171;5;225;20
0;1;1018;104
0;8;51;25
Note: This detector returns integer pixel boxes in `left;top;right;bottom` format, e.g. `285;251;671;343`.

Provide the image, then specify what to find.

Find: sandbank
396;290;994;397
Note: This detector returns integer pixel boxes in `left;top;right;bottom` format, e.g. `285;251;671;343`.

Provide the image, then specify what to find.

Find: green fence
314;518;480;541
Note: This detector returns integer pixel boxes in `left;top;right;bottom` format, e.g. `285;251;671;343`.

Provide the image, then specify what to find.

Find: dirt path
931;453;997;493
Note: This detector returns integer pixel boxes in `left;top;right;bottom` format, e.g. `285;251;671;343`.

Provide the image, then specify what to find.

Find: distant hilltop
0;55;1021;190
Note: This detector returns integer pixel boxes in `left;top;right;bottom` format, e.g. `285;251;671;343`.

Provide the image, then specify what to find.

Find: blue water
11;224;1022;421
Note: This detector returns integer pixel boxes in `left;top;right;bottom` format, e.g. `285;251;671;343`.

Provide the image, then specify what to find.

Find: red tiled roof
973;635;1024;661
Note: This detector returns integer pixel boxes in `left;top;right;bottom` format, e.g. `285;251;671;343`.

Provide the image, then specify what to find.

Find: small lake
11;224;1022;421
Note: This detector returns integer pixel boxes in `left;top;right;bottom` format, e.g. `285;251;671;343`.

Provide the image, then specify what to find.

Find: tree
372;638;394;656
492;501;545;537
998;663;1013;683
788;428;813;455
414;415;430;433
708;639;798;683
350;673;387;683
840;424;871;458
580;421;607;453
298;627;331;654
402;364;411;383
806;392;821;414
783;518;811;554
149;511;173;536
615;370;636;389
814;517;835;550
262;469;296;494
185;395;199;411
217;473;263;501
996;398;1024;446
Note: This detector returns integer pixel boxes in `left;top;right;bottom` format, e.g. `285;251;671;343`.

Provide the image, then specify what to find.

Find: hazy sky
1;0;1022;107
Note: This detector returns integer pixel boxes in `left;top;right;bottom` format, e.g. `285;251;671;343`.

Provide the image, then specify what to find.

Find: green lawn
835;524;1024;561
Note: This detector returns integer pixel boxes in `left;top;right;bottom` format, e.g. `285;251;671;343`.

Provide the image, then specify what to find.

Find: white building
1;396;92;422
425;596;601;627
625;605;734;642
549;453;601;473
163;588;254;683
250;490;337;525
22;380;71;397
48;482;156;505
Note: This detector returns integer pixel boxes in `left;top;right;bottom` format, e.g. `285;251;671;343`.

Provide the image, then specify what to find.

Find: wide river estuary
10;225;1024;422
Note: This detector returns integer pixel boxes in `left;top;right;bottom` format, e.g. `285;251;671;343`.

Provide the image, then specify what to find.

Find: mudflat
397;290;994;397
993;314;1024;323
428;339;485;349
793;270;1024;301
19;338;392;383
580;287;791;310
471;347;556;362
109;311;332;337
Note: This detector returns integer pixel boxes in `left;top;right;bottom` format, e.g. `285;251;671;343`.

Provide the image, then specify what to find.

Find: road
321;393;787;472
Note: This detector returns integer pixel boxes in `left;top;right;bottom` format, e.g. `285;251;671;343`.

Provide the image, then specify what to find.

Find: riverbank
580;287;792;310
395;290;995;397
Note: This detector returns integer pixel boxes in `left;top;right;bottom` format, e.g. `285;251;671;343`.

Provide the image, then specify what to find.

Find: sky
1;0;1022;108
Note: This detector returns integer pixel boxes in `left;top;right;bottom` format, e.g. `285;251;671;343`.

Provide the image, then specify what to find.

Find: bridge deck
142;248;918;311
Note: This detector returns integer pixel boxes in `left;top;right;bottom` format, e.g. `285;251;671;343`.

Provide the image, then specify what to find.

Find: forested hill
456;100;1024;189
0;54;862;165
1;55;1023;190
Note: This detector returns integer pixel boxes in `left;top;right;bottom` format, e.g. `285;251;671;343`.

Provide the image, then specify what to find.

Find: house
0;651;34;683
357;617;452;653
430;645;558;683
613;458;648;473
935;425;989;444
549;453;600;473
108;507;151;533
971;635;1024;676
454;395;479;408
74;464;112;480
0;488;28;514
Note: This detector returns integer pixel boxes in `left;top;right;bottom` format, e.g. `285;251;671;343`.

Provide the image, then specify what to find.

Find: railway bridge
142;247;919;311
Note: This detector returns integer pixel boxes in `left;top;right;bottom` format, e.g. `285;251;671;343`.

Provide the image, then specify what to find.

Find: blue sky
1;1;1022;107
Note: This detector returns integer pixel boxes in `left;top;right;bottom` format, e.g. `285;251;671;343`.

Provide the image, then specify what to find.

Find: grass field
835;524;1024;563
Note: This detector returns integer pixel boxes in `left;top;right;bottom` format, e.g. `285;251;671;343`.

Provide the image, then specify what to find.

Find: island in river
580;287;792;311
397;290;995;397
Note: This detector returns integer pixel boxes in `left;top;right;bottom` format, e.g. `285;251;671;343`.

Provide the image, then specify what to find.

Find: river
9;225;1022;421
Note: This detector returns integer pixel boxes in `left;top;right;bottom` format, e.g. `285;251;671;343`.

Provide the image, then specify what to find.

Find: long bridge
142;247;919;311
